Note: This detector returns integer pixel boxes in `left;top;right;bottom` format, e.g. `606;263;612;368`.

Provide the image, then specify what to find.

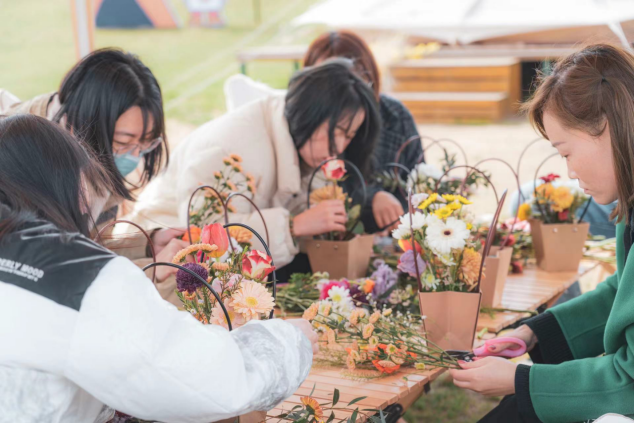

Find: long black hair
284;58;381;177
54;48;167;201
0;115;111;239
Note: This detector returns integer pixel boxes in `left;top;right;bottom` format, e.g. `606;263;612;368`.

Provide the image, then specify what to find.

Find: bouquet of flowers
171;223;275;329
391;193;483;292
373;150;489;198
475;218;534;274
302;301;457;376
310;158;364;240
187;154;257;228
518;174;588;224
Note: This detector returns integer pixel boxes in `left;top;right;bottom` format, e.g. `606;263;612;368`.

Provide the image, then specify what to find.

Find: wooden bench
389;57;521;123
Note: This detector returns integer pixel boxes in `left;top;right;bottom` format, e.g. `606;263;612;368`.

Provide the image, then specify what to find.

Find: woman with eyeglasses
4;48;188;282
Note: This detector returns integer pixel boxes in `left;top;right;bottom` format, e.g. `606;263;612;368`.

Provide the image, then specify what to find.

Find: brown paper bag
418;291;482;351
215;411;266;423
530;220;589;272
305;234;375;279
480;246;513;307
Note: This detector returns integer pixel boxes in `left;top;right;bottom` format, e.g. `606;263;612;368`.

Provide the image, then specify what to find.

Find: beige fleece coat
128;94;309;267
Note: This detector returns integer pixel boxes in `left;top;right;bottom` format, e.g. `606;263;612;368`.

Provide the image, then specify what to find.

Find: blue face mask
114;153;141;177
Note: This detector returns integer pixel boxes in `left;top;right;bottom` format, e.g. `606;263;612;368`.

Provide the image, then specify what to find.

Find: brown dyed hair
304;31;381;99
522;43;634;222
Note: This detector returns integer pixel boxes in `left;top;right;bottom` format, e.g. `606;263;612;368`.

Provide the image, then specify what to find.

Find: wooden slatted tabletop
269;365;446;422
477;261;599;333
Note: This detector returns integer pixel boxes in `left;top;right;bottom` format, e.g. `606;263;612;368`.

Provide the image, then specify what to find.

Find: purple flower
176;263;208;293
349;283;369;304
397;250;426;278
370;263;398;297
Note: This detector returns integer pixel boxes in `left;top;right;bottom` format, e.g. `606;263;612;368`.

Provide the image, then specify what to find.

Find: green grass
404;374;501;423
0;0;324;125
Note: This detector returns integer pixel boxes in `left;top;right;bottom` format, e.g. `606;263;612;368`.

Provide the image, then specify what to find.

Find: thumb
458;358;490;369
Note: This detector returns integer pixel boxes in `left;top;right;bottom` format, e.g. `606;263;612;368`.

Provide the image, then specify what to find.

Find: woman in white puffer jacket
0;115;316;423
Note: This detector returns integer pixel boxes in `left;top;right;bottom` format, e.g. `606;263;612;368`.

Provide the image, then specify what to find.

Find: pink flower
539;173;560;183
201;223;229;258
242;250;275;282
319;279;350;300
503;218;531;233
210;299;246;330
321;158;347;181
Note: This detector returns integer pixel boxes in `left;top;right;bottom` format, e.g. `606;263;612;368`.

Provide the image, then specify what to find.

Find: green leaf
348;204;361;220
332;388;340;406
326;411;335;423
349;409;359;423
347;397;367;406
309;383;317;397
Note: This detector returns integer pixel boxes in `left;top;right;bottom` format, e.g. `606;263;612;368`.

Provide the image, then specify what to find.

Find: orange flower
245;172;255;183
310;185;346;205
301;397;324;421
362;323;375;339
182;226;202;243
226;181;237;191
172;244;218;263
368;311;381;324
372;360;401;374
230;154;243;163
460;248;482;290
551;186;574;212
247;182;257;194
232;163;243;173
222;157;233;166
202;223;229;258
228;226;252;245
535;183;554;203
213;171;222;180
363;279;376;294
226;203;236;213
302;302;319;321
212;262;229;271
346;355;356;370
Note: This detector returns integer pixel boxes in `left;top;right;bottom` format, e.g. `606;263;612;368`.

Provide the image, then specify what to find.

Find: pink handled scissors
473;337;527;358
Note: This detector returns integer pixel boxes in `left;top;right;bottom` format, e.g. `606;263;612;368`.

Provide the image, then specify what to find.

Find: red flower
319;279;350;300
539;173;560;183
321;158;347;181
398;239;422;253
201;223;229;258
503;234;516;247
511;261;524;274
242;250;276;281
558;210;570;221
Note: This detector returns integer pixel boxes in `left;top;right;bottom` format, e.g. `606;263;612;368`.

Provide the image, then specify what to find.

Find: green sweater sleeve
529;328;634;423
548;271;619;359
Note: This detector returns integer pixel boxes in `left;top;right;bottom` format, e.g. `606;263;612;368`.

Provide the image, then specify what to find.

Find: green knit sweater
518;221;634;422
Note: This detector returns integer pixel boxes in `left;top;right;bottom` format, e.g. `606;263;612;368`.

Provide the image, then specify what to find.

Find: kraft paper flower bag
304;158;375;279
520;173;590;272
392;187;507;351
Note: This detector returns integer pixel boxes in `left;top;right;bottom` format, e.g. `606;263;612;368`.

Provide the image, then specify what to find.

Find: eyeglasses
113;137;164;156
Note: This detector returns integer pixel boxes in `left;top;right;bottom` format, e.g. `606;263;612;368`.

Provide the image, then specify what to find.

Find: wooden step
390;91;510;124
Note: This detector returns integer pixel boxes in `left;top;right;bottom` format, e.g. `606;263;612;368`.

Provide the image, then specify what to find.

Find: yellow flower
551;186;574;212
517;203;532;221
466;222;473;230
368;336;379;348
434;206;453;219
535;183;555;203
415;363;426;370
369;311;381;324
310;185;346;205
456;195;472;205
417;193;438;210
362;323;375;339
302;302;319;321
460;248;482;289
448;202;462;211
229;226;253;245
301;397;324;421
230;154;243;163
442;194;457;202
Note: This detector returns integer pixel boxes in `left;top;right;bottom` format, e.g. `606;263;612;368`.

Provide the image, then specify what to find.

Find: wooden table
270;365;446;422
477;261;599;333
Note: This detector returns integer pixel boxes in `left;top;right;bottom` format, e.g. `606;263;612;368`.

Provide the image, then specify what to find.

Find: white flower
421;273;439;291
410;193;429;208
328;286;352;308
425;217;470;254
399;213;428;230
392;224;411;240
409;163;444;184
437;253;456;266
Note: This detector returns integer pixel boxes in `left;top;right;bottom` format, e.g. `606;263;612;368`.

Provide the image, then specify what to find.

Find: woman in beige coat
129;59;381;270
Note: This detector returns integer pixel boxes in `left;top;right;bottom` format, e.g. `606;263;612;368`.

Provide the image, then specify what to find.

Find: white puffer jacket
0;216;312;423
127;95;308;268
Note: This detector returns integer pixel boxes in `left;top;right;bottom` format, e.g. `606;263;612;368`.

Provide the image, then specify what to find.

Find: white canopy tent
292;0;633;47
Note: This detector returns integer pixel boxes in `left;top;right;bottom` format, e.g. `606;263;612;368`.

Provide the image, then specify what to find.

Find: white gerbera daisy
328;286;352;307
410;193;429;208
391;223;411;240
425;217;470;254
398;213;428;230
408;163;444;184
421;273;440;291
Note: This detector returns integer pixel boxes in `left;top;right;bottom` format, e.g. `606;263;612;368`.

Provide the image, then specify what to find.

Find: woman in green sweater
450;43;634;423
